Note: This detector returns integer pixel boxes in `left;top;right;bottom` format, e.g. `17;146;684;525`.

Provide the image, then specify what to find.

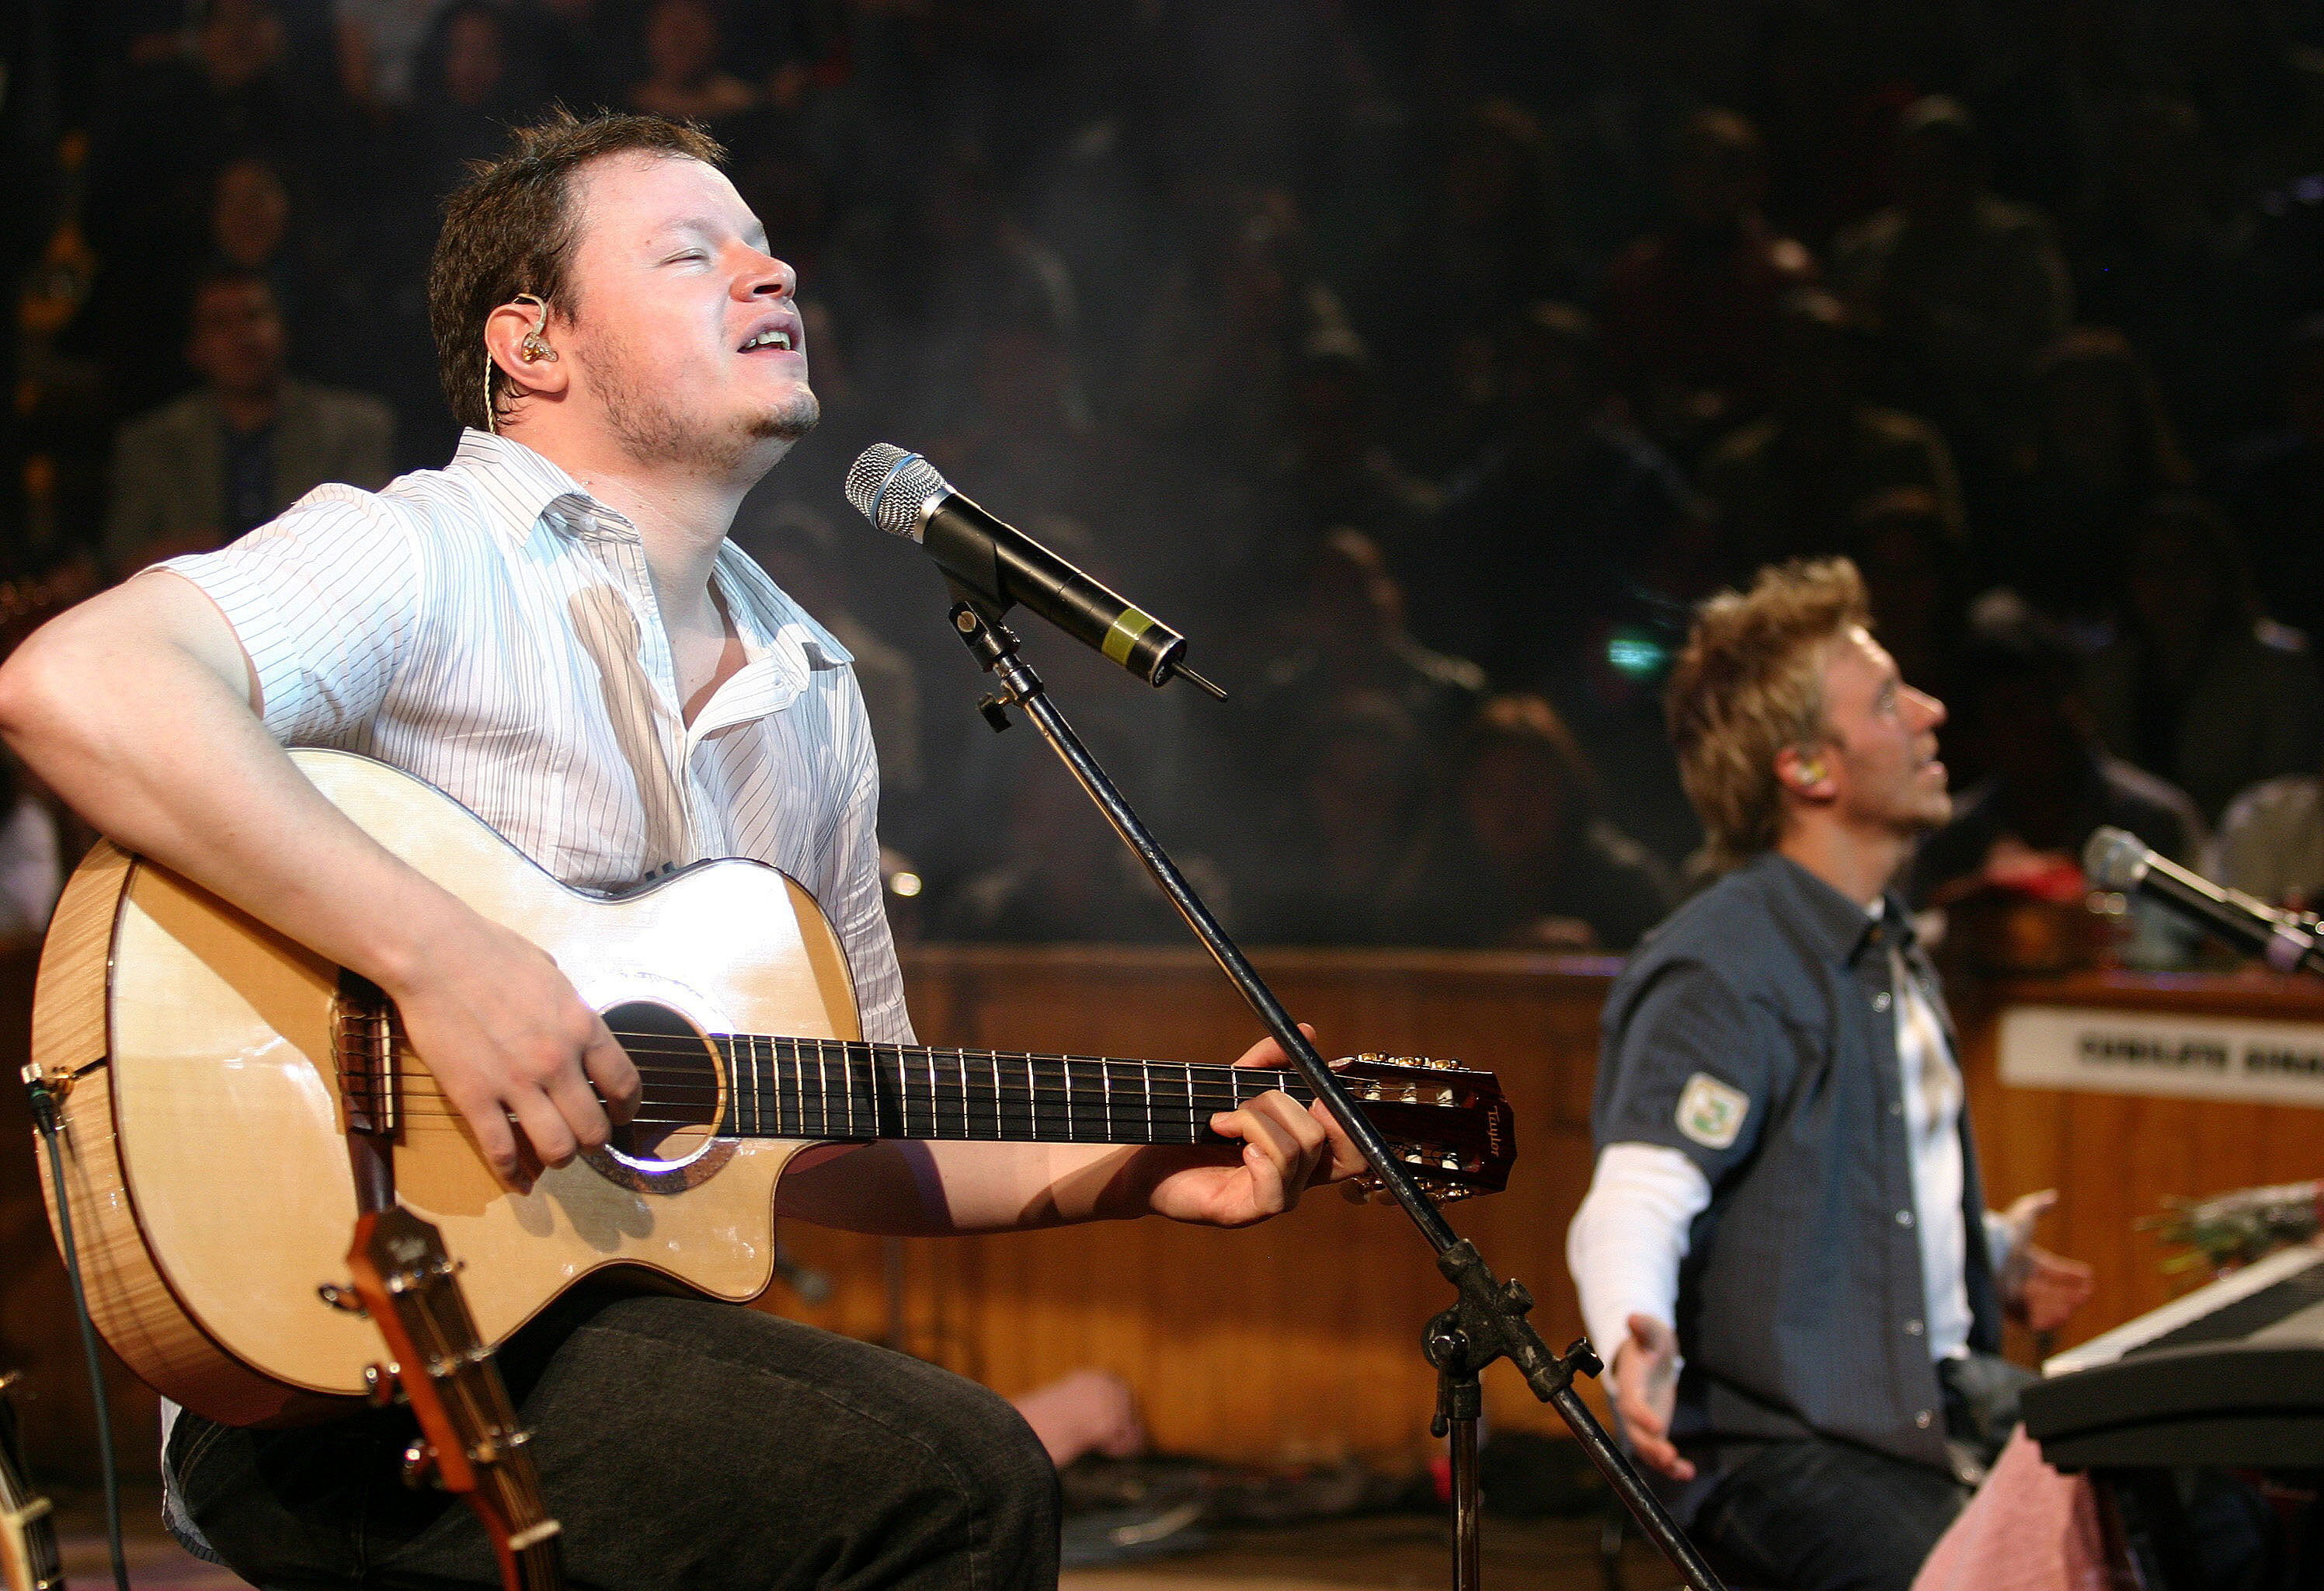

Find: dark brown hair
427;108;725;431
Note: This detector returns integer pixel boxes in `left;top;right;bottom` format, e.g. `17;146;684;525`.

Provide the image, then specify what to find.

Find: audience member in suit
104;270;394;576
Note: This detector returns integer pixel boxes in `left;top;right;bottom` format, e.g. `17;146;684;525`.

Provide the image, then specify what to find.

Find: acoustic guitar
0;1371;62;1591
26;750;1513;1427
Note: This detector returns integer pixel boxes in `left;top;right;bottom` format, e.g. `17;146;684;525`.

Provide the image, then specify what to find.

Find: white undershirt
1568;910;2005;1392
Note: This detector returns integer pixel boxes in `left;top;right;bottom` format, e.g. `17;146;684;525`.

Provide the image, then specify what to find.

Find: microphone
844;444;1223;698
2082;827;2324;974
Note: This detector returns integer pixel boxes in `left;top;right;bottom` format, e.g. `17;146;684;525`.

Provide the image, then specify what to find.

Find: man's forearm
774;1138;1177;1235
1567;1142;1711;1383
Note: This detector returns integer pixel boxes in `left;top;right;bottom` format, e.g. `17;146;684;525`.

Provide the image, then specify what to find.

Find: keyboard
2022;1244;2324;1471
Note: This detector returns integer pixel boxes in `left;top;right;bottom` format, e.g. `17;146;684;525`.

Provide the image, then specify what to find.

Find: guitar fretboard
715;1037;1313;1145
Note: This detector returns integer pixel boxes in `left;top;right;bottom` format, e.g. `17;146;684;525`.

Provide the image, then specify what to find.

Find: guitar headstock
1331;1054;1515;1204
0;1369;62;1591
337;1206;563;1589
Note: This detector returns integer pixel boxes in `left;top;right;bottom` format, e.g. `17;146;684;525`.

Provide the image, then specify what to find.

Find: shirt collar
448;429;618;545
1754;850;1915;964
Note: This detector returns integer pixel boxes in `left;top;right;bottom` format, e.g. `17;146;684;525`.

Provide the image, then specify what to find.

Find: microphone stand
938;594;1727;1591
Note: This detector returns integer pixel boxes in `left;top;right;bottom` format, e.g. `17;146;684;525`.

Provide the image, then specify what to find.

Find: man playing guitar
0;110;1360;1588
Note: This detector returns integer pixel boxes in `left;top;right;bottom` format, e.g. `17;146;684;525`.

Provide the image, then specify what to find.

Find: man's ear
484;301;572;414
1774;743;1834;800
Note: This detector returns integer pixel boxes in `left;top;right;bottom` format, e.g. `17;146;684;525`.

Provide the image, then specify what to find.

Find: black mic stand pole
940;594;1727;1591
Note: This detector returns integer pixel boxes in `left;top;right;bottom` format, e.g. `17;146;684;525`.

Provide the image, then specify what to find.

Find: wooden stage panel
773;949;2324;1465
770;946;1622;1461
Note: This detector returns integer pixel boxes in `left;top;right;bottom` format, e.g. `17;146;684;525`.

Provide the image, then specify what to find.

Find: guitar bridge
335;973;401;1136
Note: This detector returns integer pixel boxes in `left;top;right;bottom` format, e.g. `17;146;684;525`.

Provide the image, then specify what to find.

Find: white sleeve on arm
1567;1142;1713;1394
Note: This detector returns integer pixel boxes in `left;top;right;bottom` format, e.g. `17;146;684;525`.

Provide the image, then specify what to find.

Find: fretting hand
1141;1024;1366;1227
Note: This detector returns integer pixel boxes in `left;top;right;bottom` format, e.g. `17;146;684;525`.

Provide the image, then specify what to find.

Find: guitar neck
715;1038;1310;1145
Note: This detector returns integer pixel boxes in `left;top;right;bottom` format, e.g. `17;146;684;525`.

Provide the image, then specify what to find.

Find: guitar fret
990;1049;1002;1140
1027;1053;1038;1140
1103;1060;1115;1144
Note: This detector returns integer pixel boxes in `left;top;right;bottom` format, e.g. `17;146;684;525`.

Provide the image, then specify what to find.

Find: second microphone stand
941;596;1726;1591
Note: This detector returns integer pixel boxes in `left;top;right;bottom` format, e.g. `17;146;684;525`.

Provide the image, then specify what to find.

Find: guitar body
32;749;858;1425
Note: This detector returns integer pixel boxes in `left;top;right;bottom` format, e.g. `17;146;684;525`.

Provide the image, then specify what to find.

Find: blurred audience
628;0;760;125
1832;96;2073;493
1421;302;1699;688
1254;336;1442;570
1912;599;2204;907
1999;327;2193;617
1604;108;1818;461
1433;695;1675;952
105;270;392;575
2211;768;2324;914
1697;288;1963;576
939;750;1230;946
2214;315;2324;649
2082;496;2324;823
1237;527;1485;769
1237;692;1466;948
19;0;2324;968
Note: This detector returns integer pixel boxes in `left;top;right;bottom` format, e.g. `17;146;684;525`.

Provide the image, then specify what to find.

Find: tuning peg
364;1363;405;1408
317;1283;368;1316
401;1440;439;1489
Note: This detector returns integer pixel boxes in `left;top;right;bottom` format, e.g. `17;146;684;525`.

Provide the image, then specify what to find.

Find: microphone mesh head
2083;827;2149;891
844;444;948;540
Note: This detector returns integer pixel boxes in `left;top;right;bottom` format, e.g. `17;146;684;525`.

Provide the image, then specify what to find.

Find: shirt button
1889;1101;1905;1118
1905;1318;1924;1335
1915;1409;1933;1429
1873;990;1894;1011
1896;1209;1915;1227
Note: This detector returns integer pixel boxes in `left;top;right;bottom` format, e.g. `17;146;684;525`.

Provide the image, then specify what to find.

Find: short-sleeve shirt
1592;851;2000;1480
158;427;911;1044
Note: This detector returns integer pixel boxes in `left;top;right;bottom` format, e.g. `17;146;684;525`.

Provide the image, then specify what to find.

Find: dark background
12;0;2324;956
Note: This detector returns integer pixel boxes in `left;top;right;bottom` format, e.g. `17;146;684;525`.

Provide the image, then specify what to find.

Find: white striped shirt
158;428;913;1557
160;427;913;1045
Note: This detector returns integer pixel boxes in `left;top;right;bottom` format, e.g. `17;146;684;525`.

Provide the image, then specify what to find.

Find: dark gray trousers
168;1290;1060;1590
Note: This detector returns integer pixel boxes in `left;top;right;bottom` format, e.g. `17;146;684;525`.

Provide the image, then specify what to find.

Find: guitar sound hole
604;1000;722;1167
